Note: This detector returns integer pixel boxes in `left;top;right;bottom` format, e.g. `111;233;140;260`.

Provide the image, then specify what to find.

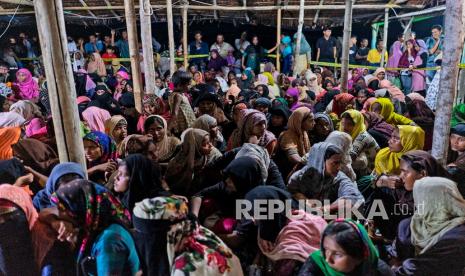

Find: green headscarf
451;104;465;128
310;219;379;276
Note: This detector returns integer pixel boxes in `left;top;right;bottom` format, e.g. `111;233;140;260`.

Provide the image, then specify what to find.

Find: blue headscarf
33;162;86;210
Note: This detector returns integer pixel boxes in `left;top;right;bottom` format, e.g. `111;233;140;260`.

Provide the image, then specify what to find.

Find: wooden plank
380;7;388;66
182;6;188;69
33;0;87;171
166;0;176;75
140;0;157;95
293;0;304;76
124;0;143;112
432;0;465;164
276;7;281;71
340;0;353;92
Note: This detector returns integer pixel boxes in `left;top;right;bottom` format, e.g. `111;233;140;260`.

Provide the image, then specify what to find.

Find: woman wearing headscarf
208;49;227;73
193;114;226;152
299;219;393;276
292;33;311;75
82;106;111;132
0;184;40;275
370;98;413;126
411;39;428;93
276;107;314;178
9;99;41;122
228;109;277;155
15;68;39;102
114;154;165;214
404;98;434;151
165;128;222;196
392;178;465;275
168;71;197;136
310;112;334;144
104;115;127;151
50;180;139;275
340;109;380;176
137;93;171;133
195;91;229;126
355;87;374;111
387;40;403;79
362;111;395;148
398;39;418;94
0;127;21;160
268;103;290;138
248;186;326;275
447;123;465;196
374;125;425;176
450;104;465;128
305;70;324;97
83;131;117;183
86;52;107;78
288;142;364;211
33;162;85;210
12;137;59;176
373;150;449;240
132;196;243;276
114;70;130;101
326;131;357;181
143;115;180;163
89;85;122;115
118;134;158;161
331;93;356;117
379;79;406;106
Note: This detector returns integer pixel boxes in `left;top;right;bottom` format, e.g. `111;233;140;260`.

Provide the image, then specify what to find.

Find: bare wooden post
340;0;353;92
380;8;389;67
140;0;156;95
124;0;143;112
166;0;176;75
293;0;305;77
182;6;188;69
276;6;282;71
33;0;87;170
431;0;465;165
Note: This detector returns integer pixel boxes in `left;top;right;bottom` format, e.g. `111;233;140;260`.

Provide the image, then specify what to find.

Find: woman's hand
52;219;77;242
258;238;275;252
377;175;402;189
14;173;34;187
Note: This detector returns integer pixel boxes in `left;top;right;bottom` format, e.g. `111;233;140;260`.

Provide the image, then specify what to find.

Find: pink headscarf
258;210;327;263
15;69;39;101
0;184;38;230
257;74;268;85
78;69;97;91
77;96;91;105
226;84;241;99
380;79;406;102
25;118;47;137
87;53;107;77
81;106;111;132
407;92;425;102
116;70;130;82
387;41;403;73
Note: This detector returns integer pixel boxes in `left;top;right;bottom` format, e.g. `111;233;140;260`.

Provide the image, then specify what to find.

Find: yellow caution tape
309;61;442;71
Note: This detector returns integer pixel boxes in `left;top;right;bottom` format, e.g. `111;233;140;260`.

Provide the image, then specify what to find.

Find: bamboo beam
432;0;465;164
140;0;156;95
182;6;188;69
313;0;324;23
0;3;424;14
340;0;353;93
276;6;281;72
293;0;304;77
0;0;32;6
166;0;176;75
78;0;97;17
124;0;143;113
103;0;121;17
380;7;388;66
212;0;218;19
33;0;87;170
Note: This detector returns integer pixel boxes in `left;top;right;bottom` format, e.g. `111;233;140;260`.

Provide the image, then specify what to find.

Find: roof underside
0;0;443;28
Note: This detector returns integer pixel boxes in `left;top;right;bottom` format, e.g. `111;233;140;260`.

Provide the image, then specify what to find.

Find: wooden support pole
293;0;305;77
432;0;465;165
340;0;353;93
124;0;143;113
380;8;389;67
140;0;156;95
166;0;176;75
276;7;282;72
182;6;188;69
33;0;86;170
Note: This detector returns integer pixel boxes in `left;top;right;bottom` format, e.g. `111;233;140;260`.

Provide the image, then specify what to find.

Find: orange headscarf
0;127;21;160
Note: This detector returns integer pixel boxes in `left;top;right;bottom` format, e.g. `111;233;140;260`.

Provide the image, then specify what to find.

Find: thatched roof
0;0;442;28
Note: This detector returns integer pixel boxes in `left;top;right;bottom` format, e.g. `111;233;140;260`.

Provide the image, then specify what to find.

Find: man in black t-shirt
316;27;337;63
355;38;369;66
349;35;357;64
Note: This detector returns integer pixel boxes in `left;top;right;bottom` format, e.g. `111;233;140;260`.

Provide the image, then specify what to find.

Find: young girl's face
17;72;27;82
144;103;157;115
231;79;238;86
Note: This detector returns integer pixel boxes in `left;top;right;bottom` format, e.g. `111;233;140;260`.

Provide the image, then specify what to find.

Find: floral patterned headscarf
51;180;131;263
83;131;117;166
133;196;243;276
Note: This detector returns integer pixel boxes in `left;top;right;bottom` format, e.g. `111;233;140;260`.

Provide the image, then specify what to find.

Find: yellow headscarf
262;72;275;86
374;125;425;175
340;109;366;140
371;98;413;126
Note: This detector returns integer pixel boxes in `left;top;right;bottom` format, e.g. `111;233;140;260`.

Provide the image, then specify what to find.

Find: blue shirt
115;39;130;58
84;41;104;54
189;41;209;63
426;35;444;64
91;224;140;276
